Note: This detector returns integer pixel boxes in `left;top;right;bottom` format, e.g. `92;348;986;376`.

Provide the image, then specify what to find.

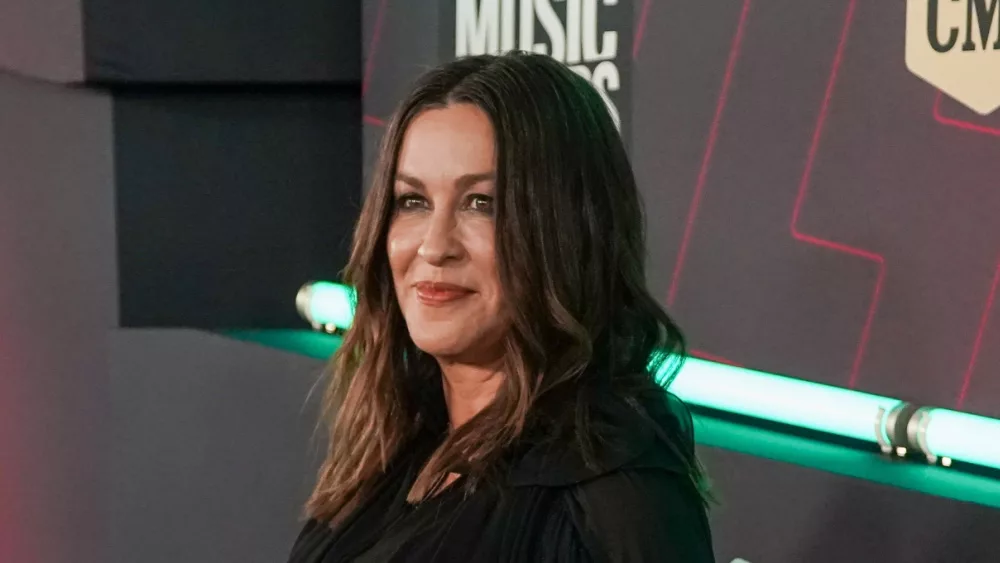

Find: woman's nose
417;211;462;264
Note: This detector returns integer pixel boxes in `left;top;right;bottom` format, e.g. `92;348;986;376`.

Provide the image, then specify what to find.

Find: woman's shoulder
552;463;715;562
508;389;715;561
508;388;696;488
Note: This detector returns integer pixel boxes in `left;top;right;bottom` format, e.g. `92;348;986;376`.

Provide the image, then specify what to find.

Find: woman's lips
415;286;474;306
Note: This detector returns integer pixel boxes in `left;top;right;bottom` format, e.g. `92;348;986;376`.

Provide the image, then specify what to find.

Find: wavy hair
304;52;704;524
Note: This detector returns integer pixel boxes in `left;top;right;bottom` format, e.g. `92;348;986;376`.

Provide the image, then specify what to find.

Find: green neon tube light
296;281;356;331
918;408;1000;471
664;357;902;444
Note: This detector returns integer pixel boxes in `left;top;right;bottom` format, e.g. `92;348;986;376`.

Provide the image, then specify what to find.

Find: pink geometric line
363;114;386;127
933;92;1000;138
633;0;653;60
790;0;880;389
956;260;1000;408
931;93;1000;408
667;0;753;307
362;0;390;97
690;349;743;367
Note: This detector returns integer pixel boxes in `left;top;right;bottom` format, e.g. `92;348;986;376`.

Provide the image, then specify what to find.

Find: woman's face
387;103;507;363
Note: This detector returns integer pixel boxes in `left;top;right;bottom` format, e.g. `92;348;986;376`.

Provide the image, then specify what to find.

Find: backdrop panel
114;87;360;329
0;70;115;563
84;0;360;83
642;0;1000;418
362;0;1000;418
0;0;85;82
110;329;326;563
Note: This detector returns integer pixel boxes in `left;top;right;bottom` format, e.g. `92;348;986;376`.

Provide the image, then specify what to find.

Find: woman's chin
411;339;469;360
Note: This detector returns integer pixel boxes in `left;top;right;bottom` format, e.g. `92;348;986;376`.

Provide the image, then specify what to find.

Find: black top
287;392;715;562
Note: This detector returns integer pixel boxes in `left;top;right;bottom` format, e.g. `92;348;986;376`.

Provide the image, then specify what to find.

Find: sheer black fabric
287;393;715;562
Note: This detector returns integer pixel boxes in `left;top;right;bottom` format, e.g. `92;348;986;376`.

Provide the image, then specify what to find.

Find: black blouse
287;393;715;562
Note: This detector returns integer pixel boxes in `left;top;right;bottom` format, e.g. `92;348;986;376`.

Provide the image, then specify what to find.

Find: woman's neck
438;362;504;429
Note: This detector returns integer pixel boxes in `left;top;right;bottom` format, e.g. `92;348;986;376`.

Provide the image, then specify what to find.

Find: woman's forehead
396;105;496;182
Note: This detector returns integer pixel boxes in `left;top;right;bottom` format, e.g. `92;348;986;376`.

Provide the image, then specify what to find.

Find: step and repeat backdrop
362;1;1000;561
363;0;1000;419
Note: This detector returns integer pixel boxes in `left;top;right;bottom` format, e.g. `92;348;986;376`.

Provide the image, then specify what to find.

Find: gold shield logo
907;0;1000;115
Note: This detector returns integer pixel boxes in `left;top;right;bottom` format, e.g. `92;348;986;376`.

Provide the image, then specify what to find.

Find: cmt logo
906;0;1000;114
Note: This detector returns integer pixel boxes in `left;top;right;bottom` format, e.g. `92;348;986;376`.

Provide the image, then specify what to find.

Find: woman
288;51;715;562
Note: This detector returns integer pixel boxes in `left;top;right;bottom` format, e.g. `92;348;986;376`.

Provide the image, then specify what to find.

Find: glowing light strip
296;281;356;331
920;408;1000;471
663;357;901;444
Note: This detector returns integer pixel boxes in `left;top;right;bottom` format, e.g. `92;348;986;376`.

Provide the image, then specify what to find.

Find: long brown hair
304;52;703;524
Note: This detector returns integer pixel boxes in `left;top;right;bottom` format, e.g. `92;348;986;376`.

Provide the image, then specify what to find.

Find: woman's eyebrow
394;172;425;190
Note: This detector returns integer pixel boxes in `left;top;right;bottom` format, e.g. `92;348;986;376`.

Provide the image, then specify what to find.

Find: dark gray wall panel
110;329;326;563
83;0;360;83
700;443;1000;563
114;88;360;328
0;70;115;563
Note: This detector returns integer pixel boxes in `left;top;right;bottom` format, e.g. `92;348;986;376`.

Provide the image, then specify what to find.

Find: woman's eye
395;194;425;210
394;193;493;213
468;195;494;213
